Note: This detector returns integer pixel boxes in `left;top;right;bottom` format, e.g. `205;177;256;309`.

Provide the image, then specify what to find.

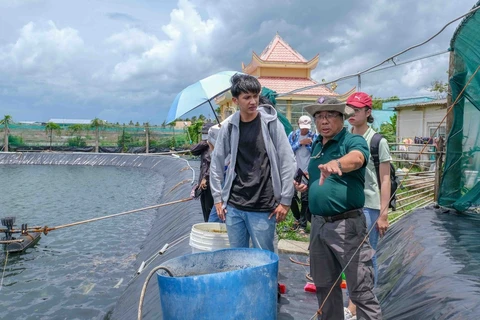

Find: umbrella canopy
166;70;240;123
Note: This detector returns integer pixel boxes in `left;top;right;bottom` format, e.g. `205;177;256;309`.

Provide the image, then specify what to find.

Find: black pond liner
3;153;478;319
0;153;205;319
377;207;480;319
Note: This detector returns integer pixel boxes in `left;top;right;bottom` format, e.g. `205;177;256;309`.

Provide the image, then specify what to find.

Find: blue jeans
208;173;227;223
208;206;223;223
364;207;380;285
225;205;276;253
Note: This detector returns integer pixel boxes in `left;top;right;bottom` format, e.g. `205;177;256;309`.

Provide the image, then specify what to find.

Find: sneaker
290;221;300;231
344;307;357;320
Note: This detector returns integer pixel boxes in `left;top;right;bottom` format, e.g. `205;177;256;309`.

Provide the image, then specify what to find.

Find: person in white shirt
287;115;316;231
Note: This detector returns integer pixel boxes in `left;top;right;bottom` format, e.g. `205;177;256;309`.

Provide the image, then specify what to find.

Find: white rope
171;154;196;184
129;233;190;285
41;197;193;233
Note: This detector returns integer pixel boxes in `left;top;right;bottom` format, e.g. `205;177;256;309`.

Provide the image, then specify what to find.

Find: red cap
346;92;372;108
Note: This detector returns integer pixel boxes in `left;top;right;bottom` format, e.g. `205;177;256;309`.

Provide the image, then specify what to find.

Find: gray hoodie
210;104;296;209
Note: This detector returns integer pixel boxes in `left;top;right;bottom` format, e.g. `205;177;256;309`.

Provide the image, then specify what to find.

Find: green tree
8;135;24;147
45;122;62;150
198;114;206;121
117;125;133;152
429;80;449;99
188;120;203;144
128;120;134;126
371;96;400;110
68;124;87;135
67;137;87;147
169;136;176;149
379;113;397;144
161;120;167;128
0;115;13;152
91;118;106;153
67;124;87;147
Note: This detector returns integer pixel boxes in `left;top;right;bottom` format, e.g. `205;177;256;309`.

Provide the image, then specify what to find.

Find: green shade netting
438;1;480;211
261;87;293;136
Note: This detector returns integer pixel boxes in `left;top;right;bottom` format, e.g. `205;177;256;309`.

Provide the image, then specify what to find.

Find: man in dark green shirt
294;97;382;320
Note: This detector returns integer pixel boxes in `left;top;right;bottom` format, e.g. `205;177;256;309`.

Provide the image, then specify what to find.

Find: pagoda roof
259;34;307;63
258;77;337;97
243;34;319;74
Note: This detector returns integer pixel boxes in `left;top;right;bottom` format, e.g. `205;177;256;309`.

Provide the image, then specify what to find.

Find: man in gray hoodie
210;74;296;252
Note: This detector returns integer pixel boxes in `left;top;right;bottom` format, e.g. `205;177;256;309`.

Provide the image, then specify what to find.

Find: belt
323;209;362;223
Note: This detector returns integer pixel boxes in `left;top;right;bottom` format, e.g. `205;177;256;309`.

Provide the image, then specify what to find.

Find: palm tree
68;124;86;136
0;115;13;152
91;118;105;153
45;122;61;150
67;124;88;147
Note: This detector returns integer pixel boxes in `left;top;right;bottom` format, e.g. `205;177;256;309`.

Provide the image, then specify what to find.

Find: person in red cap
344;92;392;320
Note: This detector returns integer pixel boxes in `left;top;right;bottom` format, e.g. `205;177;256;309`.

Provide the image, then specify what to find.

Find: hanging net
438;1;480;211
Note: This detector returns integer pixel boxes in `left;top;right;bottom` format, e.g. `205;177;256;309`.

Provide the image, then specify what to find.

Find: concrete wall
397;106;446;140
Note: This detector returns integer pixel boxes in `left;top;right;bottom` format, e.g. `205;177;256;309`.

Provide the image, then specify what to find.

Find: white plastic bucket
189;222;230;253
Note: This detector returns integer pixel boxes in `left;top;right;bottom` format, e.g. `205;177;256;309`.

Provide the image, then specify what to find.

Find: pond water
0;165;164;320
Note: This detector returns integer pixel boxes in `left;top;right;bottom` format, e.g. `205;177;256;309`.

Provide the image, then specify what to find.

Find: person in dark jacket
190;122;214;222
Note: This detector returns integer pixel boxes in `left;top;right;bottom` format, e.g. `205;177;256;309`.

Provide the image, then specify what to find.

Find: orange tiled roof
259;34;307;63
258;77;337;96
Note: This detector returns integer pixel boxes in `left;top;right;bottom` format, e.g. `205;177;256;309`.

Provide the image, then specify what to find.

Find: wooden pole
145;123;149;154
446;51;455;137
434;136;445;202
4;122;8;152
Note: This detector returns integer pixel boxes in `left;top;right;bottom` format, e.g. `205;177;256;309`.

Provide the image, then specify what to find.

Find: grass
276;210;310;242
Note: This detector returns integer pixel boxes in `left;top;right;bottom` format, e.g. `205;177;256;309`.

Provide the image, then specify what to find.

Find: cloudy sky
0;0;476;124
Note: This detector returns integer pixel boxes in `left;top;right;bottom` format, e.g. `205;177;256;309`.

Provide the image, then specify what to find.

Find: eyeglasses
314;112;341;121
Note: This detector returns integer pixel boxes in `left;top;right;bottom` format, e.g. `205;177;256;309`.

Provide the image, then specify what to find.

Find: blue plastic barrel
156;248;279;320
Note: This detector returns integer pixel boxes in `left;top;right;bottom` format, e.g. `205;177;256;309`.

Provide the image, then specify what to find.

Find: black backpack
370;133;399;211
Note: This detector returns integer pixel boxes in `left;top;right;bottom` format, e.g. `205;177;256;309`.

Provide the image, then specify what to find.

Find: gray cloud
0;0;476;124
106;12;139;22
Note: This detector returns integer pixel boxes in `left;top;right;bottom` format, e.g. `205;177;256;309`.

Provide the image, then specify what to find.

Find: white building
47;119;92;125
393;99;447;140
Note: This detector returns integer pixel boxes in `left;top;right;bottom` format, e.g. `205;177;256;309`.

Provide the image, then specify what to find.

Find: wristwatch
335;159;342;171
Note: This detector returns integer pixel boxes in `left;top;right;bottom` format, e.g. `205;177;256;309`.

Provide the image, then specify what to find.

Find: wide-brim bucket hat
305;97;355;120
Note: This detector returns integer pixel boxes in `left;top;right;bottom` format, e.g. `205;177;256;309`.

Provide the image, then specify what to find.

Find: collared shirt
288;129;317;172
307;128;370;216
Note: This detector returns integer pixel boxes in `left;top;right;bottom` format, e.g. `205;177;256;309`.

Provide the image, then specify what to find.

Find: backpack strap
370;133;383;187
